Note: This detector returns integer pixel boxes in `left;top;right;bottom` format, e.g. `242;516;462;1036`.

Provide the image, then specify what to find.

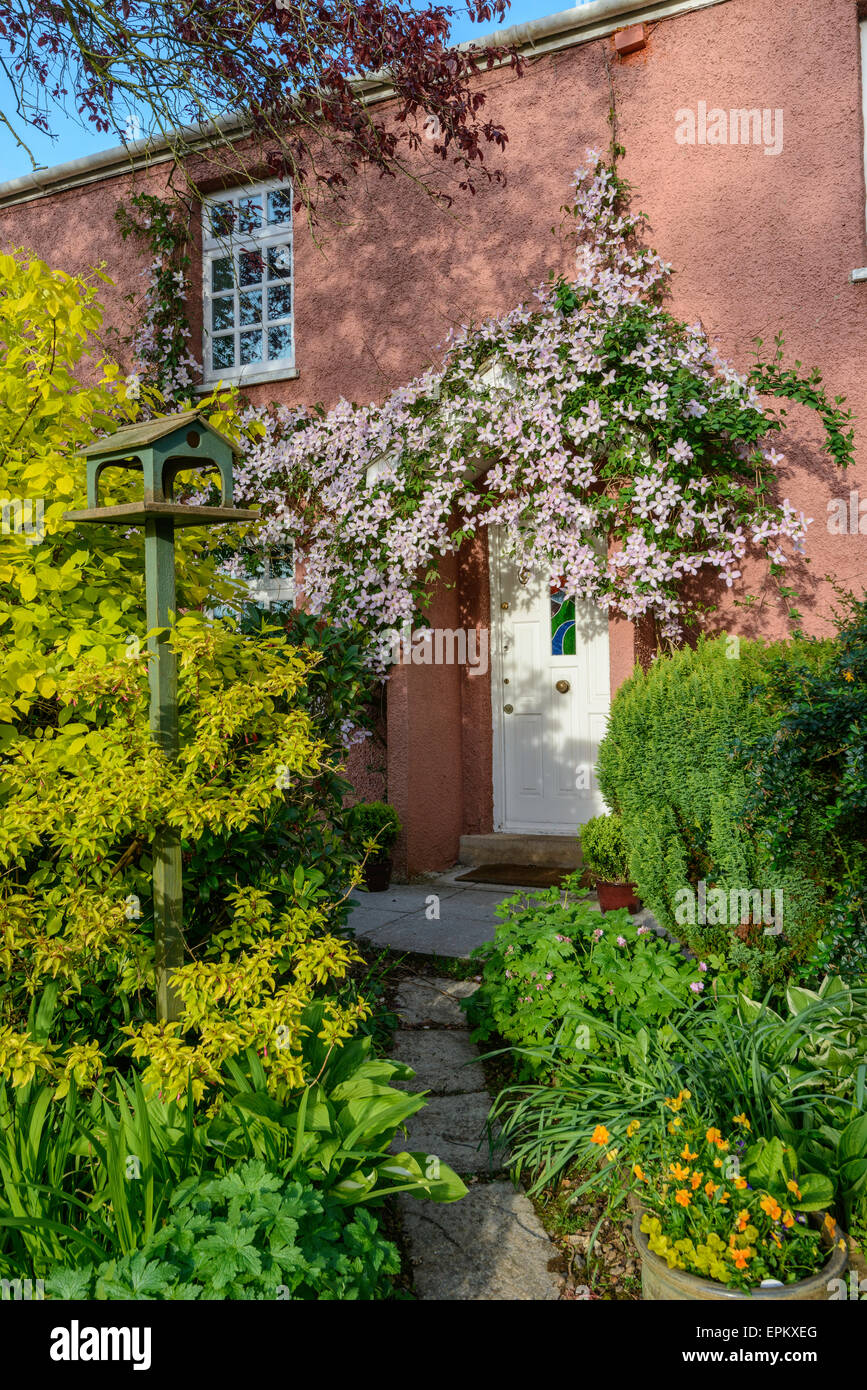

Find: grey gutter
0;0;730;208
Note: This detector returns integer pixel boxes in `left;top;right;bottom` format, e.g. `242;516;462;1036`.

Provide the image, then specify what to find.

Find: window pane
239;290;262;326
212;297;234;331
240;330;264;364
212;335;235;370
550;589;576;656
268;324;293;359
239;249;264;286
211;257;233;292
267;189;292;225
266;244;292;280
238;196;262;232
267;285;292;319
209;203;235;237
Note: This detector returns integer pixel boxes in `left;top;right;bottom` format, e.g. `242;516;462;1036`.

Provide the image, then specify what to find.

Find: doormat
454;863;574;889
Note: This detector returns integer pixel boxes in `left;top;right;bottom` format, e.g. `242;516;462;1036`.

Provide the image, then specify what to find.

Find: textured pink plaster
387;549;464;878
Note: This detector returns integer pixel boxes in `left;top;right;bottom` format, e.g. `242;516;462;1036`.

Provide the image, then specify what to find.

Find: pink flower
616;935;627;947
592;928;604;942
690;981;705;993
698;961;708;972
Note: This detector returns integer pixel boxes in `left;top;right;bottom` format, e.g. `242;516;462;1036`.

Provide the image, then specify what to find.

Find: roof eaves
0;0;731;209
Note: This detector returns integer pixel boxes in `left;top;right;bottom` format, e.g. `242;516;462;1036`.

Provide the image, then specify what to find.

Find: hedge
596;634;829;990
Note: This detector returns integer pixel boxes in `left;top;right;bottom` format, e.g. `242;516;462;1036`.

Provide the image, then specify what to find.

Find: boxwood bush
736;593;867;981
597;634;829;991
580;812;631;883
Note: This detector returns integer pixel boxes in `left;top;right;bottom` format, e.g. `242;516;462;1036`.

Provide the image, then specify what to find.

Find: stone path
386;971;562;1301
350;874;662;1299
348;874;515;959
348;872;661;958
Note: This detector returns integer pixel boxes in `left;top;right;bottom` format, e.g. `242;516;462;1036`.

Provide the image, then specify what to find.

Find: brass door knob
555;679;571;694
503;704;514;713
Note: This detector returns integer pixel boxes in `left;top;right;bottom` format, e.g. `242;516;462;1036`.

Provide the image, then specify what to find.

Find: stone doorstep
459;833;582;869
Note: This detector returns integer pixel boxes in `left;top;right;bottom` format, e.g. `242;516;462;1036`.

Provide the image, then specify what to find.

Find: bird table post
64;409;256;1021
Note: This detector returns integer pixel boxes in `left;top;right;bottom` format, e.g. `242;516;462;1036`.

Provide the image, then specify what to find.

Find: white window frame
202;178;296;388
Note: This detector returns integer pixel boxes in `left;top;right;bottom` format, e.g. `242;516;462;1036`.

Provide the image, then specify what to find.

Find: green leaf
786;986;824;1017
791;1173;835;1212
839;1114;867;1164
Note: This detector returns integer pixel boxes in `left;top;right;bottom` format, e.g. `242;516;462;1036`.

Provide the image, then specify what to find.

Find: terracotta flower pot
632;1212;847;1301
597;880;641;913
363;857;393;892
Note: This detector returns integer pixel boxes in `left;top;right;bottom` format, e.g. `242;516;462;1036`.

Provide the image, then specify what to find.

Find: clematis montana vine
230;151;853;672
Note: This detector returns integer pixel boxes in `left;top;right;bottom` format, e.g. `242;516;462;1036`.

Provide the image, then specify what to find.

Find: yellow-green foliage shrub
0;250;368;1106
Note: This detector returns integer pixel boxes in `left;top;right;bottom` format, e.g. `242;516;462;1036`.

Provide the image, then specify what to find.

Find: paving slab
394;976;478;1027
360;915;496;958
391;1092;499;1173
429;887;515;919
350;885;460;913
398;1182;561;1301
347;909;413;938
391;1030;487;1094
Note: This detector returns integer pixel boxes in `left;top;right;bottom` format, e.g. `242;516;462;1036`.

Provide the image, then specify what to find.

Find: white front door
490;527;610;833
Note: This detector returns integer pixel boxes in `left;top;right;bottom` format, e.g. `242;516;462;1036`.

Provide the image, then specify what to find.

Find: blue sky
0;1;579;182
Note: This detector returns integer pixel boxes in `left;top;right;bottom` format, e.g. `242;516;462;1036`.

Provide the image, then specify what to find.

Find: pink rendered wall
4;0;867;872
5;0;865;638
387;550;465;878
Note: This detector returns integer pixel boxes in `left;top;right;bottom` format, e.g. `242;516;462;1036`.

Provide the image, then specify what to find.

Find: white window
202;180;295;387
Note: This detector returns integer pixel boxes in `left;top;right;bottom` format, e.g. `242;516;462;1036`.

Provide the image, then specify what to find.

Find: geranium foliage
231;151;854;668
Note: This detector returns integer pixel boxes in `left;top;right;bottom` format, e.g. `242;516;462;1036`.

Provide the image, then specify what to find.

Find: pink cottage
2;0;866;877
